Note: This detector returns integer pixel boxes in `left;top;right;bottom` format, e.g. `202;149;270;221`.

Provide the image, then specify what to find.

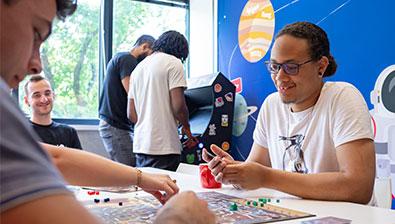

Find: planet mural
238;0;275;63
232;93;258;137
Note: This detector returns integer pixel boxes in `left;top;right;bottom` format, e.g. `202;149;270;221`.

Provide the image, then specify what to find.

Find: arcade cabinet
180;72;236;164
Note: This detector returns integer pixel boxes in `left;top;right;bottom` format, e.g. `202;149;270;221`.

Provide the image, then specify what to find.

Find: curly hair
3;0;77;21
152;30;189;63
276;21;337;77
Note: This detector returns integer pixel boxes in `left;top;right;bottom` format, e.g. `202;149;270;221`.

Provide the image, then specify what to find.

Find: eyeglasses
280;135;308;174
265;59;314;75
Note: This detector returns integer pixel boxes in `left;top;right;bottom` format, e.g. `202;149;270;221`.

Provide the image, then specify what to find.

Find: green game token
246;201;251;206
268;198;271;202
253;201;258;206
260;203;264;207
229;203;238;211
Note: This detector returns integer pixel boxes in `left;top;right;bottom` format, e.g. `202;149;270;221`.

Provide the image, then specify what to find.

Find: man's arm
42;143;179;203
222;139;375;204
246;143;271;167
121;76;130;93
170;87;189;130
127;98;138;123
1;194;100;224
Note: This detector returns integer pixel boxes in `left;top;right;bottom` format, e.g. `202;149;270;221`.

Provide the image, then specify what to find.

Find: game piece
268;198;271;202
104;198;110;203
87;191;95;195
118;202;123;206
276;199;280;203
252;201;258;206
246;201;251;206
94;199;100;203
229;202;238;211
95;191;100;195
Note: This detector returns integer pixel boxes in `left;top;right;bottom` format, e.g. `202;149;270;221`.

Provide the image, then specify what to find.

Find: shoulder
156;52;183;68
261;92;281;110
52;122;77;132
321;82;365;104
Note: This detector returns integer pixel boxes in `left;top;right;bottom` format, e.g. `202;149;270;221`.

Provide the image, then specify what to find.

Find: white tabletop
141;167;395;224
75;167;395;224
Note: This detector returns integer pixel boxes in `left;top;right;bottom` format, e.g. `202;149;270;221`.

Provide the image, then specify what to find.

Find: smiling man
24;75;82;149
203;21;376;204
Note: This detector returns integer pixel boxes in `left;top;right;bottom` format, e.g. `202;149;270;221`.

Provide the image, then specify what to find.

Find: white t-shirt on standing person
128;52;187;155
253;81;374;174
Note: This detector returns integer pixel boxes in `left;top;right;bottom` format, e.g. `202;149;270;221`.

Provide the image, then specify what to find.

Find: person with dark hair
127;30;198;171
1;1;214;223
99;34;155;166
203;21;376;205
24;75;82;149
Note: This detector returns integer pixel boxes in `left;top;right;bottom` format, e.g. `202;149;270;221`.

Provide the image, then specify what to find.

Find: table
75;167;395;223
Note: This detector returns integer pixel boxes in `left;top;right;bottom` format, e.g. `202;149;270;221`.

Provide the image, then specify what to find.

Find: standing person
128;30;197;171
24;75;82;149
99;35;155;166
203;21;375;204
0;1;214;223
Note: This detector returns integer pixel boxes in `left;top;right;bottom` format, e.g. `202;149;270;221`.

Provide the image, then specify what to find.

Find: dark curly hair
3;0;77;21
276;21;337;77
152;30;189;63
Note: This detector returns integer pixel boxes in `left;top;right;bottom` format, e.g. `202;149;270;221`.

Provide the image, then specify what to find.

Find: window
113;0;188;53
18;0;189;122
19;0;101;119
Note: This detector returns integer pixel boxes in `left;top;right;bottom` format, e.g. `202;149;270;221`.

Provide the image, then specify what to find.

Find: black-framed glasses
265;59;314;75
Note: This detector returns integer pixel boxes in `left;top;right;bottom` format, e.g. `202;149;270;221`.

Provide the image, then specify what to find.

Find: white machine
370;65;395;195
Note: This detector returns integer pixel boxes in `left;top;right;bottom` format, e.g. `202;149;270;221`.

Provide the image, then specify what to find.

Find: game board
84;191;314;224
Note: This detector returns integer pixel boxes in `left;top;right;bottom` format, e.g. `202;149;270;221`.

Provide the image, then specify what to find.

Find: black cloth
136;153;181;171
99;52;138;131
30;121;82;149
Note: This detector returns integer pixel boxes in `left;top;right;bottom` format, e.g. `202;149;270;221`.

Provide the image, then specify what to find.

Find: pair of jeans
136;153;180;171
99;120;135;166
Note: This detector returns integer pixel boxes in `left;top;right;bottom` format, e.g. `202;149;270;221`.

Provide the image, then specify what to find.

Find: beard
137;53;149;63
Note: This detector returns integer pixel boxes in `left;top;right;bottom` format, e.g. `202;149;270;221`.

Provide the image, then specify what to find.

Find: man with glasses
24;75;82;149
203;21;375;204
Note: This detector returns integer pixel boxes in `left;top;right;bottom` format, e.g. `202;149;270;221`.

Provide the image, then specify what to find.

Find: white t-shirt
253;82;374;173
128;52;187;155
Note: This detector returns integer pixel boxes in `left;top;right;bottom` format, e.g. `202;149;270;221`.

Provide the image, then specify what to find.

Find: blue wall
218;0;395;160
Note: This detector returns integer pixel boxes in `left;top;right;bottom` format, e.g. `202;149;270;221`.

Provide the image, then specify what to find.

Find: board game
84;191;314;224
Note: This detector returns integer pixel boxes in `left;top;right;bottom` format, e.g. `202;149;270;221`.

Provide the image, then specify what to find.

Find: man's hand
222;162;267;190
202;144;240;183
154;191;216;224
139;172;179;204
181;125;198;149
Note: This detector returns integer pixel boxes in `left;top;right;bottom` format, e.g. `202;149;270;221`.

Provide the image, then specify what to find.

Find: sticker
231;77;243;93
221;114;229;127
225;92;233;102
215;97;224;107
186;154;195;164
214;83;222;93
198;143;204;149
222;142;230;151
208;124;216;136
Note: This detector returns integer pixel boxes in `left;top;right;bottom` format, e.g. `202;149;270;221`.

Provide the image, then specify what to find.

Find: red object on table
199;164;222;188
